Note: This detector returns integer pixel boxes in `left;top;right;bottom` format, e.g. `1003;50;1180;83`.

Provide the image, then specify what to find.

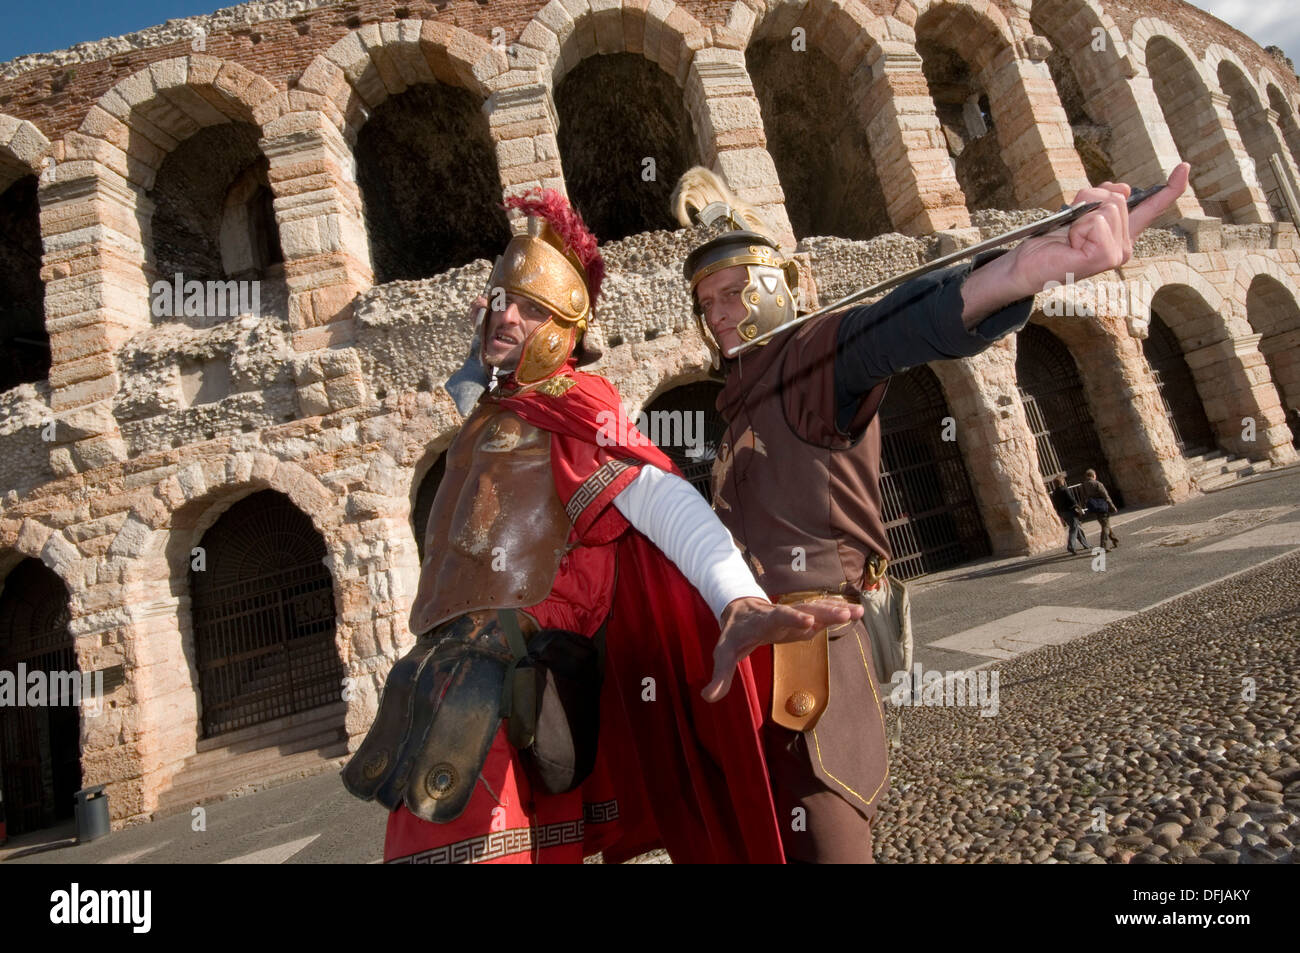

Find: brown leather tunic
712;310;891;819
409;400;574;636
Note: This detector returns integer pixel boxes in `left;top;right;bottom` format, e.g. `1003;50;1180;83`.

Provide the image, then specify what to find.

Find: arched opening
1218;63;1283;221
1147;37;1249;221
1016;323;1120;500
555;53;698;241
412;453;448;564
149;122;287;325
1266;85;1300;185
1142;312;1217;454
746;38;891;240
355;82;510;283
878;367;990;580
642;382;726;500
0;558;80;836
1245;275;1300;445
189;491;343;738
0;173;48;393
916;9;1017;213
1030;0;1116;186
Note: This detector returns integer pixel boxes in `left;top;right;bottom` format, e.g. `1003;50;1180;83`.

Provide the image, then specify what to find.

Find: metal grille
191;492;342;738
643;382;727;500
1017;323;1121;502
879;367;991;581
0;558;79;835
1143;313;1216;454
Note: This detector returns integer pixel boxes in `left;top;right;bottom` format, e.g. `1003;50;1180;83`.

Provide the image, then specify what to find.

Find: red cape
496;369;785;864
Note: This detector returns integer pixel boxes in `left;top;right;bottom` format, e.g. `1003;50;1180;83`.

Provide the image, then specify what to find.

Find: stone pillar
1099;71;1205;222
931;343;1061;556
980;46;1090;211
1183;332;1297;464
39;160;148;473
856;43;970;235
684;45;795;247
485;78;566;196
261;111;374;415
1203;92;1272;223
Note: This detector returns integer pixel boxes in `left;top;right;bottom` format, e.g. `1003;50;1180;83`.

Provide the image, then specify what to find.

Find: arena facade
0;0;1298;832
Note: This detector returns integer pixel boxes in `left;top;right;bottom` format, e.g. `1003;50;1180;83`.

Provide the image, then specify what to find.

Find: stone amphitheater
0;0;1298;834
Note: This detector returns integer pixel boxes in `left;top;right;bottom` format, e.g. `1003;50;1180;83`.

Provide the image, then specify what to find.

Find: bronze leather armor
408;401;574;636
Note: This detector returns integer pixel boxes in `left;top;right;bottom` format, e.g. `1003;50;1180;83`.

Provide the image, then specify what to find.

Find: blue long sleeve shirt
833;251;1034;433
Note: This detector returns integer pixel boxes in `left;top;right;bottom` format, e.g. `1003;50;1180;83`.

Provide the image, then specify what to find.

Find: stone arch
1238;260;1300;444
745;0;896;239
1028;295;1190;505
1029;0;1132;186
1265;83;1300;189
877;364;991;579
520;0;708;90
1213;53;1287;220
74;56;281;192
295;22;506;141
642;378;727;498
0;116;51;394
1131;19;1268;222
913;0;1087;212
0;553;82;835
110;451;350;810
1146;273;1293;462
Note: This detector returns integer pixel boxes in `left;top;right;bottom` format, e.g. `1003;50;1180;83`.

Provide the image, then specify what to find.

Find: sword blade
727;183;1166;356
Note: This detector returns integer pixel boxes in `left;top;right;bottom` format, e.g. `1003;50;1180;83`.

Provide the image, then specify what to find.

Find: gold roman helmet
672;167;799;367
482;189;605;385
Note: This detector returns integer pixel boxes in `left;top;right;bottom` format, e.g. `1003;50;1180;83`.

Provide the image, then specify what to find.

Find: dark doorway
0;174;49;393
642;382;727;500
0;558;80;836
190;491;342;737
412;453;447;564
1017;323;1121;502
878;367;991;580
1142;312;1216;454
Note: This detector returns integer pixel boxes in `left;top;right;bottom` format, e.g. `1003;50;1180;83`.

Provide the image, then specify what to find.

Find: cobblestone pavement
874;549;1300;864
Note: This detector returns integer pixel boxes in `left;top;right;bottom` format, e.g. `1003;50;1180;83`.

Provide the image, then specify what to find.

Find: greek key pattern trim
583;799;620;825
566;459;633;524
389;818;586;865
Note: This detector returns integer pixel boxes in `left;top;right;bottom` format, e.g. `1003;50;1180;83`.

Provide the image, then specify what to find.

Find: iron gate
879;367;990;580
0;559;80;835
1143;313;1216;454
191;492;342;738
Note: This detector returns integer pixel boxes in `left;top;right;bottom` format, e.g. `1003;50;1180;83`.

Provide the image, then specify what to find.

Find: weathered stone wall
1;0;1299;829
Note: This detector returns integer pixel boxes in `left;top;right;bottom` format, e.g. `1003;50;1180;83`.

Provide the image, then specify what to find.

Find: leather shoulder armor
409;403;573;635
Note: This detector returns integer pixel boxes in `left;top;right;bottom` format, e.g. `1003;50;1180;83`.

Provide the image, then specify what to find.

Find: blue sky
0;0;1297;74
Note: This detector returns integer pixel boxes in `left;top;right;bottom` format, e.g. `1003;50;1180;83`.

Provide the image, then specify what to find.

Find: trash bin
74;785;110;844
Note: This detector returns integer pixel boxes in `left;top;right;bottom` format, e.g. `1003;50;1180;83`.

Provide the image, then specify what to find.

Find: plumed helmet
483;188;606;384
671;167;799;367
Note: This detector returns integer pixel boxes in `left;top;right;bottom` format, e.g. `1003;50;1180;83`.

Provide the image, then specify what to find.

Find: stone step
154;728;350;815
194;700;346;755
1197;461;1272;491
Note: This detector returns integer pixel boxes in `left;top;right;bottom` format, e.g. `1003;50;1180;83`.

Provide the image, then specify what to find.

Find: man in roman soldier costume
672;164;1190;863
344;187;859;863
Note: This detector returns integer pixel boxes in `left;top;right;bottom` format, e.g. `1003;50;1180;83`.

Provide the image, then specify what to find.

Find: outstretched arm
612;465;860;700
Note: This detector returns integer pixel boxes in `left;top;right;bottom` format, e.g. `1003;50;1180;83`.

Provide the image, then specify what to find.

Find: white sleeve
612;464;769;620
